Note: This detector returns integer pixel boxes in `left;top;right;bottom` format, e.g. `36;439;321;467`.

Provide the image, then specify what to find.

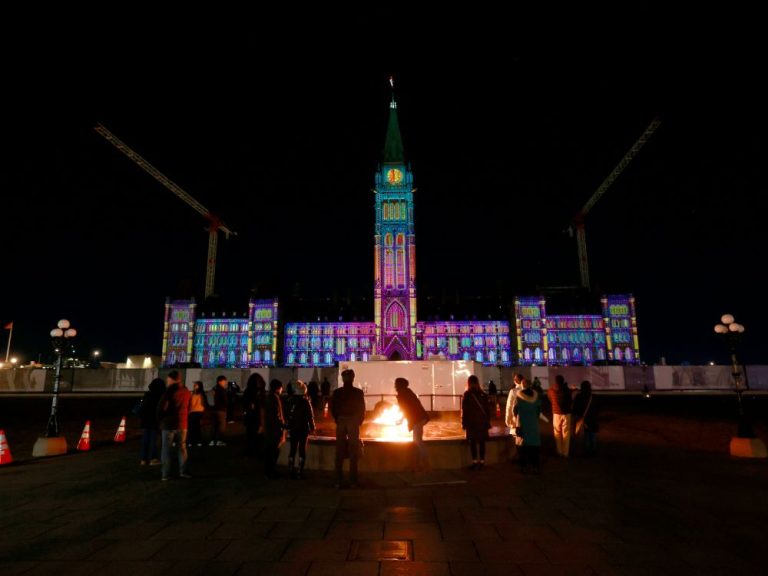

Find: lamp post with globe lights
32;320;77;458
714;314;767;457
47;319;77;437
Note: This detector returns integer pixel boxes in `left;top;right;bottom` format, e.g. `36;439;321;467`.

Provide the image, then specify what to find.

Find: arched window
383;203;389;220
300;352;307;365
463;351;470;361
325;352;332;364
396;233;404;245
396;249;405;288
287;352;295;364
524;348;531;362
385;232;393;246
312;352;319;365
615;347;624;361
534;347;542;362
387;302;406;331
562;349;569;362
476;351;484;363
254;350;261;363
168;352;176;365
385;249;394;288
228;351;236;365
264;351;270;362
350;352;356;361
625;348;634;362
241;351;248;364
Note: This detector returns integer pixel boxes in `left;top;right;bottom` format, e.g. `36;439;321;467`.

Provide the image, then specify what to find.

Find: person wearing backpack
285;380;316;479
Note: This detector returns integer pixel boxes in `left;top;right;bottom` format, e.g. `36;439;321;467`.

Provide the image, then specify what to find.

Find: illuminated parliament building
162;89;640;369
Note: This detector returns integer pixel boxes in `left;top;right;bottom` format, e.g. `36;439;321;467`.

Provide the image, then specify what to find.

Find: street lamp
714;314;749;431
47;319;77;437
714;314;767;458
32;319;76;457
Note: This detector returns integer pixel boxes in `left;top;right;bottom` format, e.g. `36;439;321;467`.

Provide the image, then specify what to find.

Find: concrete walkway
2;413;768;576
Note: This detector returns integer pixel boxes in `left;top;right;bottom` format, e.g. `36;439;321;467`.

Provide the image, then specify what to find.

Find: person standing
331;369;365;488
226;380;240;423
307;380;320;411
320;377;331;414
242;372;265;458
139;377;165;465
210;375;228;446
504;373;524;437
286;380;316;479
572;380;599;456
461;375;491;470
262;379;285;479
547;374;573;457
395;377;431;472
157;370;192;481
511;378;542;474
187;381;208;448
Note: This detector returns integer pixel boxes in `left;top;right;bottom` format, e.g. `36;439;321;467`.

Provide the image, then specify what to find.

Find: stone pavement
2;413;768;576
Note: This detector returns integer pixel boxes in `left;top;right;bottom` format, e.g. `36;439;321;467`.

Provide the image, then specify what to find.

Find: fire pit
279;404;513;471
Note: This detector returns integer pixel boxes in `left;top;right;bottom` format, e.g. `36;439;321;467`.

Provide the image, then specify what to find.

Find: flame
372;404;412;442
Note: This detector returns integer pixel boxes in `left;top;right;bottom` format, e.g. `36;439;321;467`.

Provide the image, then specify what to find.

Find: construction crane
94;124;235;299
571;117;661;290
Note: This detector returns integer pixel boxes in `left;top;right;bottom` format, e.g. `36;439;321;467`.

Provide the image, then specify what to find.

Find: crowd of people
137;368;598;484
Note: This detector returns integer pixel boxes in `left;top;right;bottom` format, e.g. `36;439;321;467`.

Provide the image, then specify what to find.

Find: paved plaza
1;396;768;575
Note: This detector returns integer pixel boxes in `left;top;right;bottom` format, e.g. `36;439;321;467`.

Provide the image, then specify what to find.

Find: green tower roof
383;90;404;163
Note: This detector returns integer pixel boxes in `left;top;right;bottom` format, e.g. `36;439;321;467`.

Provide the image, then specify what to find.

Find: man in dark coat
462;374;491;470
395;377;430;472
210;375;228;446
157;370;192;481
331;369;365;488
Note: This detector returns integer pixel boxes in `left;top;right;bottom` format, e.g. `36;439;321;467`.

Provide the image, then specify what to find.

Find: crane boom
94;124;235;237
577;117;661;219
574;117;661;290
95;123;236;298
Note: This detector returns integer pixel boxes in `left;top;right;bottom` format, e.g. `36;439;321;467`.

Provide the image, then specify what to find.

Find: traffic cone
114;416;126;443
77;421;91;451
495;402;501;418
323;401;329;419
0;429;13;465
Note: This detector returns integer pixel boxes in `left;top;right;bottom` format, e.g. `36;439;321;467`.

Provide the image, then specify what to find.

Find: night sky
3;10;765;366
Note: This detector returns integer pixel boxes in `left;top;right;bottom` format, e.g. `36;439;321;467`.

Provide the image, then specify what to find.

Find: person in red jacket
157;370;192;481
395;377;431;472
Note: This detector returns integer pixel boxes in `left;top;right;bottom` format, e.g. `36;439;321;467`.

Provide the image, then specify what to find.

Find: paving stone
148;539;230;560
89;539;166;561
257;506;312;523
439;520;501;541
237;562;311;576
474;540;549;564
216;539;289;562
207;521;274;539
326;521;384;540
154;522;220;539
269;520;331;539
411;539;478;562
449;561;524;576
282;539;352;561
379;561;451;576
306;561;379;576
384;522;442;540
21;561;102;576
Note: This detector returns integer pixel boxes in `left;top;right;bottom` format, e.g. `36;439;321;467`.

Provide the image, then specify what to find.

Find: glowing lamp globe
729;323;744;333
64;328;77;338
721;314;734;325
51;328;64;338
714;325;728;334
57;319;71;330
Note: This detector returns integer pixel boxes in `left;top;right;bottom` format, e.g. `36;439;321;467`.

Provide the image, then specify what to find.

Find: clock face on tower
386;168;403;185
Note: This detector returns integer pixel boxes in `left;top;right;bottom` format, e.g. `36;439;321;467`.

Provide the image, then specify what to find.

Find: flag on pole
3;322;11;330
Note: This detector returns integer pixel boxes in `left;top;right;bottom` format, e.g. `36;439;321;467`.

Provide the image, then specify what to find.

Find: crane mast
94;124;235;298
574;117;661;290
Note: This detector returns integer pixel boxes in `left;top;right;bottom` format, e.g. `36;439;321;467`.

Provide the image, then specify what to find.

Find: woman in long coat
262;379;285;479
461;374;491;470
512;378;541;474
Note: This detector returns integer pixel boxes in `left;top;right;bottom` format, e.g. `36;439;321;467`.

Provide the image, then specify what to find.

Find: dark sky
2;9;765;365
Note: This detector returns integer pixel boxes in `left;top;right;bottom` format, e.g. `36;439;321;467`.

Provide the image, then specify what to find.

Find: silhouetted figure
263;379;285;478
188;381;208;448
572;380;599;456
332;369;365;488
210;375;228;446
139;377;166;465
243;373;266;457
286;380;316;479
226;380;240;423
510;378;541;474
462;375;491;470
395;377;430;472
307;380;320;410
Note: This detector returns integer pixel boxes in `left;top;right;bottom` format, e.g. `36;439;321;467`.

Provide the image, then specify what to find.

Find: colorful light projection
162;299;196;367
373;87;417;360
601;294;640;364
545;315;607;366
514;294;640;366
416;321;512;366
162;298;278;368
283;322;377;367
514;296;548;365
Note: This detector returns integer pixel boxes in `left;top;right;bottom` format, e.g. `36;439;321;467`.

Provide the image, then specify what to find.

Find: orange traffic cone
495;402;501;418
0;429;13;465
77;421;91;451
114;416;126;443
323;401;329;419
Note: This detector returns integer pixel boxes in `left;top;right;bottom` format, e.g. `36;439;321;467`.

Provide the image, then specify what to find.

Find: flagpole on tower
4;322;12;363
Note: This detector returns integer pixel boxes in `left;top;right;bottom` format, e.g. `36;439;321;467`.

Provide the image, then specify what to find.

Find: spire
383;76;404;163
